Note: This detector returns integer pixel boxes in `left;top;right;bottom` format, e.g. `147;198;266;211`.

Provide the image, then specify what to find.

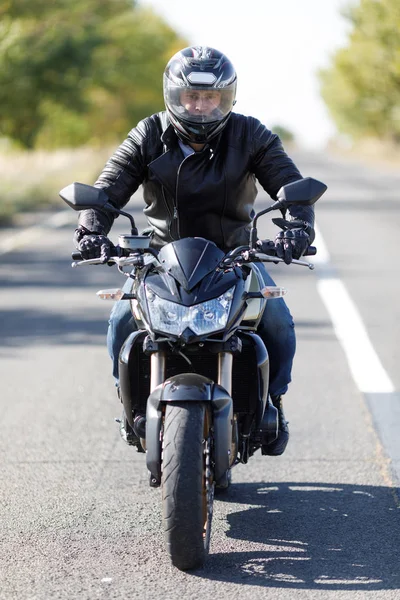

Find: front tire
162;402;214;570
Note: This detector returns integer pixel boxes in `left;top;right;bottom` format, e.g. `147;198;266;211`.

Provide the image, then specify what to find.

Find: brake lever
72;258;113;268
238;250;314;270
255;253;315;270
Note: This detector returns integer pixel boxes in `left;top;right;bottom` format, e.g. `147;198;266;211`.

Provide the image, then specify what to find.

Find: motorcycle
60;177;326;570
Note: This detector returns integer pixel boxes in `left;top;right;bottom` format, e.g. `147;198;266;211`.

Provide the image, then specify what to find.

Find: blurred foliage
271;125;295;144
320;0;400;143
0;1;187;148
0;144;116;225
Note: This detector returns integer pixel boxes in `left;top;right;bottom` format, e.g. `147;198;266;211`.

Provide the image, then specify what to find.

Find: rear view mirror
249;176;327;249
276;177;327;206
59;182;110;211
60;181;138;235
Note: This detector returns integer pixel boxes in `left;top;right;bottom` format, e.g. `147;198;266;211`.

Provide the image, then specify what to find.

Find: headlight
145;287;235;336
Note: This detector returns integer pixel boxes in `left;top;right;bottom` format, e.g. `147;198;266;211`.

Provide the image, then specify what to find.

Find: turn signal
96;288;125;301
260;286;287;299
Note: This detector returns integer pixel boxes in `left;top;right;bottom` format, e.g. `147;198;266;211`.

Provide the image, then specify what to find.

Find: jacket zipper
172;152;196;240
162;187;175;241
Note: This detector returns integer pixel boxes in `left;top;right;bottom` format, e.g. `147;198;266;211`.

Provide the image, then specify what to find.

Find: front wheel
162;402;214;570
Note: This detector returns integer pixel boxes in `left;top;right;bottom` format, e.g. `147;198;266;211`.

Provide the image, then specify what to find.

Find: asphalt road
0;150;399;599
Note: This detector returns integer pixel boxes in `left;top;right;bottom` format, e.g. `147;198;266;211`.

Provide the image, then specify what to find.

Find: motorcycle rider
74;46;316;456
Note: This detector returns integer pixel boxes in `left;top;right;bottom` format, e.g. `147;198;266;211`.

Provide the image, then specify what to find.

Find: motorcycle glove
256;239;276;256
274;228;310;264
74;227;113;263
272;219;314;265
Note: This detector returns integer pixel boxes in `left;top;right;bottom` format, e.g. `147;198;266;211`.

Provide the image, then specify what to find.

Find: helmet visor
164;79;236;125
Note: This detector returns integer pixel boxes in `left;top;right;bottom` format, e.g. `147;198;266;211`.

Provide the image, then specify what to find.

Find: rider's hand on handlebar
256;239;276;256
73;228;113;263
274;228;310;264
79;234;113;263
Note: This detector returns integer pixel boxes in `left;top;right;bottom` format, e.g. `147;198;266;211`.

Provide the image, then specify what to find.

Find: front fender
146;373;233;486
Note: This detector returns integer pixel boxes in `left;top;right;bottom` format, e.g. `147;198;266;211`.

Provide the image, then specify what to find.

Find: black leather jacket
78;111;313;250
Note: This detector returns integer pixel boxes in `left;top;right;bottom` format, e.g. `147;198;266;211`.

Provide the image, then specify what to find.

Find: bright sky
140;0;352;149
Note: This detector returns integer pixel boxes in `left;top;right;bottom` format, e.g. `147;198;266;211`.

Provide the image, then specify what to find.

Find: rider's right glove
73;227;112;263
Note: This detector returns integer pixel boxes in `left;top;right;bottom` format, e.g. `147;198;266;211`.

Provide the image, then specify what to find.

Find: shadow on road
0;253;120;289
0;308;107;346
0;235;117;346
194;481;400;590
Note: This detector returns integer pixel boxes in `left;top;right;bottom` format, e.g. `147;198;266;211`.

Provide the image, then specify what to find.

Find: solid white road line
317;278;395;393
313;227;400;484
313;225;395;395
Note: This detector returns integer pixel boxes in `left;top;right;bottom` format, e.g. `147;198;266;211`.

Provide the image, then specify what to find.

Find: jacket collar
159;112;222;152
160;123;178;149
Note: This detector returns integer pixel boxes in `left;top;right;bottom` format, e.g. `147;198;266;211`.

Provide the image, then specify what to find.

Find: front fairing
133;238;248;342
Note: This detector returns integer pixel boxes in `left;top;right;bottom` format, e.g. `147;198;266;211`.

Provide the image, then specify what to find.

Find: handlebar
305;246;317;256
72;243;316;263
71;243;317;269
71;248;131;261
259;245;316;257
71;246;158;262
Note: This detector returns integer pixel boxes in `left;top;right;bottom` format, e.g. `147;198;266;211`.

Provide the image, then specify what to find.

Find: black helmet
163;46;237;144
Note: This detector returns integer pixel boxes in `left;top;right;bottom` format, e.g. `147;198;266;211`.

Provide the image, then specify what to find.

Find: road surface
0;150;399;599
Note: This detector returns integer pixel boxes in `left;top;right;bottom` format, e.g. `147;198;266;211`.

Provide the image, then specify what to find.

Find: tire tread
162;402;209;570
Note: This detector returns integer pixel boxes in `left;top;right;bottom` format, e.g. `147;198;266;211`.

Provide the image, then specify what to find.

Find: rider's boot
118;410;139;445
115;385;140;446
262;395;289;456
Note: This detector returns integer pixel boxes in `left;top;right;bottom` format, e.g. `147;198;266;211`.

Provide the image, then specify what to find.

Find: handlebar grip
71;248;122;261
304;246;317;256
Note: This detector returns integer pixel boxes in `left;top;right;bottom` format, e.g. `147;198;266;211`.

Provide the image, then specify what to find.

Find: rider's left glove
274;228;310;265
256;239;276;255
73;227;113;263
272;218;314;265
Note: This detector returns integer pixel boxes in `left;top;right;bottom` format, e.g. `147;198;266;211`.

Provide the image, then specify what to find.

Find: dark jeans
107;264;296;398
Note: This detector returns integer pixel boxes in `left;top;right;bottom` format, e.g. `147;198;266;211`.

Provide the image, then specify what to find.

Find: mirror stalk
249;200;284;249
105;203;137;235
249;226;258;250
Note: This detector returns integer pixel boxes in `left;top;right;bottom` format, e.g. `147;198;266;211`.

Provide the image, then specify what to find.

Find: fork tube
150;352;166;392
218;352;233;396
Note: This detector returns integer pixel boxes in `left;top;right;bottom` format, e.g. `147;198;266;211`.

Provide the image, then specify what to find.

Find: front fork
150;352;237;467
150;352;166;392
146;350;235;488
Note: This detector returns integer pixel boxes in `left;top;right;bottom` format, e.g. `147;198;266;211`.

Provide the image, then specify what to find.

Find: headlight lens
145;287;235;336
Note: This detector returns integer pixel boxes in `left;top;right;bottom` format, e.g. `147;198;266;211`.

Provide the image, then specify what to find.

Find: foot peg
115;414;138;446
133;414;146;439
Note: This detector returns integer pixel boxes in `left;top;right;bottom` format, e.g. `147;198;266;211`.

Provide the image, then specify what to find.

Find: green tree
0;16;103;147
0;1;186;148
319;0;400;143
